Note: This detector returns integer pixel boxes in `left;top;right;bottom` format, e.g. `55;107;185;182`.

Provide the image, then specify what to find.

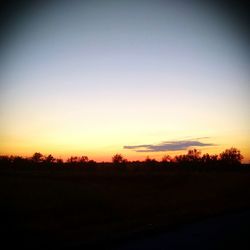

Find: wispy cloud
124;139;215;152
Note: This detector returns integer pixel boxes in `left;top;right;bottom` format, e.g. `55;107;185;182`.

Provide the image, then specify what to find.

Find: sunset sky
0;0;249;162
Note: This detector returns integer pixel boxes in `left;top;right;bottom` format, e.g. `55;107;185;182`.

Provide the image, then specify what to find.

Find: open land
1;164;250;249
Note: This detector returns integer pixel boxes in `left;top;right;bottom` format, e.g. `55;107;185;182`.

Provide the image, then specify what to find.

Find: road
115;210;250;250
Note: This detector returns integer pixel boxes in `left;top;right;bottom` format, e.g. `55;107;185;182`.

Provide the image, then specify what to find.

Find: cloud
123;144;152;149
124;139;215;152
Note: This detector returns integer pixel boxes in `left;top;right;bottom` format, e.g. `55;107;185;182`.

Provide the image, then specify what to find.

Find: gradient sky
0;0;249;162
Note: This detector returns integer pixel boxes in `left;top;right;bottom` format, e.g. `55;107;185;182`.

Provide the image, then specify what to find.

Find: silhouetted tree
45;154;55;163
67;156;78;163
112;154;127;165
145;156;157;163
56;158;63;164
201;153;218;164
0;155;11;165
1;147;245;169
187;149;201;162
162;155;172;163
32;152;43;163
12;156;27;165
79;156;89;163
144;156;157;167
174;149;201;164
87;160;97;167
174;154;187;163
219;147;243;165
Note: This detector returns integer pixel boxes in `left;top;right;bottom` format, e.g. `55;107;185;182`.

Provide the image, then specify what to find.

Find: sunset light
1;1;250;249
0;0;249;161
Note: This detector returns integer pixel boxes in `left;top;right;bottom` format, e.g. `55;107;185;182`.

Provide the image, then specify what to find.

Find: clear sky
0;0;249;162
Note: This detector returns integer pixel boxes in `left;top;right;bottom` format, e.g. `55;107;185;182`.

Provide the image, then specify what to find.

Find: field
1;165;250;249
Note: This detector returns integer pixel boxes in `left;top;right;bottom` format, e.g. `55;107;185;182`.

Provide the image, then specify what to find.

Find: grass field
1;165;250;249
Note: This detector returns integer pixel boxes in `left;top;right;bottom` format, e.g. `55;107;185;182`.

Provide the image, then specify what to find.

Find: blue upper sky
0;0;249;161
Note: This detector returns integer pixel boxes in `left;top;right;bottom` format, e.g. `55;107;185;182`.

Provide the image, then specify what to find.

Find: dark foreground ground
0;165;250;249
117;209;250;250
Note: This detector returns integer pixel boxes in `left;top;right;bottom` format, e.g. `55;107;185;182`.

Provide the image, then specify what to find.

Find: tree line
0;147;244;168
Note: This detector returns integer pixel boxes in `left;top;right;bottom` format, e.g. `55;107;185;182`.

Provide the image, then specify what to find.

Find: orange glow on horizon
0;1;249;164
1;145;249;163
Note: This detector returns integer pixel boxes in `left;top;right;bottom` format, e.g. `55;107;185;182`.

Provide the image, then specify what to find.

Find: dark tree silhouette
67;156;78;163
66;156;89;164
79;156;89;163
56;158;63;164
112;154;127;165
219;147;243;165
31;152;43;163
174;149;201;164
144;156;157;167
187;149;201;161
0;147;245;169
45;154;55;163
145;156;157;163
201;153;218;164
161;155;172;163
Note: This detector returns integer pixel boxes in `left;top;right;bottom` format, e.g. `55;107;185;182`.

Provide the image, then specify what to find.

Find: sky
0;0;249;162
